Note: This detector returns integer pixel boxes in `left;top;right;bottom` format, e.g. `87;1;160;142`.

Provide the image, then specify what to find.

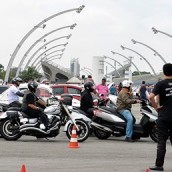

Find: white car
0;83;53;107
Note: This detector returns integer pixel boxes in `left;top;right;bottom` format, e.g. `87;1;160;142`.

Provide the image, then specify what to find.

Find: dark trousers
155;119;172;167
25;109;49;127
85;108;94;119
9;101;21;108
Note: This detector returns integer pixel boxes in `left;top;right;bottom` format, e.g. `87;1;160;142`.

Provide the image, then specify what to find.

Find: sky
0;0;172;76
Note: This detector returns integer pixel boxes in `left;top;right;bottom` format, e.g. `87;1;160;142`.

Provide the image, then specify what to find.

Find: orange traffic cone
20;164;26;172
145;167;150;172
68;125;79;148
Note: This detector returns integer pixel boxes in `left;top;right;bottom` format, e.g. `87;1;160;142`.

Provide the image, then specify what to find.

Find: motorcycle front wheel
0;119;22;141
93;128;111;139
150;124;158;142
66;119;90;142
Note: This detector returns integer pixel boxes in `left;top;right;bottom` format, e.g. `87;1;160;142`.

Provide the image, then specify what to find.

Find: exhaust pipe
20;123;38;129
20;127;50;134
91;122;112;133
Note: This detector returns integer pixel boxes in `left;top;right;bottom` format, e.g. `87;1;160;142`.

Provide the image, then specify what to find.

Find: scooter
91;99;158;142
0;95;90;142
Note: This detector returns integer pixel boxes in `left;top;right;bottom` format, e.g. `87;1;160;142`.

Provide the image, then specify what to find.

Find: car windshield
0;86;9;94
52;87;64;95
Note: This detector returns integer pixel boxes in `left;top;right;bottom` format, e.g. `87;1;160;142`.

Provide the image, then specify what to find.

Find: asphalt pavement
0;105;171;172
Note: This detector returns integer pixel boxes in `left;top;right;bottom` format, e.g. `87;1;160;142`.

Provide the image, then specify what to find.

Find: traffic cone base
145;167;150;172
68;125;79;148
21;164;26;172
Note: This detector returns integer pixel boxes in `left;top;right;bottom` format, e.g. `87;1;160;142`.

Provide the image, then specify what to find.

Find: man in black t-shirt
22;81;49;130
149;63;172;171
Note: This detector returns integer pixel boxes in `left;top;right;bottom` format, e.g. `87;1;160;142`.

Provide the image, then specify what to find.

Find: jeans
118;109;134;138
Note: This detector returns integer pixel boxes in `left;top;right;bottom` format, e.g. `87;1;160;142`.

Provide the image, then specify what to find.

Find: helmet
12;77;23;86
122;80;133;88
84;82;94;92
28;81;38;92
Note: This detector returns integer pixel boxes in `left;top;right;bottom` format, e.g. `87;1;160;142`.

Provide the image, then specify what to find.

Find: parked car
50;84;82;107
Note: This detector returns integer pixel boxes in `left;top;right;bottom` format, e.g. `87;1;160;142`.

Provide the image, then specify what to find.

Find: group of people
6;62;172;171
82;63;172;171
7;78;49;130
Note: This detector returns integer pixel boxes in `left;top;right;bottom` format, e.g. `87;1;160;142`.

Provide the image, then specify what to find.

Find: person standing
149;63;172;171
138;81;148;100
96;77;109;99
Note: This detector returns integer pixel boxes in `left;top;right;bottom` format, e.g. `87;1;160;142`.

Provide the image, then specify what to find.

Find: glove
37;107;44;112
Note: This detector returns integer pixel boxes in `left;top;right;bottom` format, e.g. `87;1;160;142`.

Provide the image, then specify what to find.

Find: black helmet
12;77;23;86
28;81;38;92
84;82;94;92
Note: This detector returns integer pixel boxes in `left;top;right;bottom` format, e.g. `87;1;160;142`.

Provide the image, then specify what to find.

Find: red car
50;84;82;106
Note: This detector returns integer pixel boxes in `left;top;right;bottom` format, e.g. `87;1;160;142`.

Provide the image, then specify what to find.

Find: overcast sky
0;0;172;76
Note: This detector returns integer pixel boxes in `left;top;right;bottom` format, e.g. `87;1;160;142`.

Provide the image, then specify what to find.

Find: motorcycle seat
8;107;22;111
100;106;126;121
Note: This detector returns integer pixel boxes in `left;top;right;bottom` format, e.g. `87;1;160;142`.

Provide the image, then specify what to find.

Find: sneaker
149;166;164;171
125;137;135;142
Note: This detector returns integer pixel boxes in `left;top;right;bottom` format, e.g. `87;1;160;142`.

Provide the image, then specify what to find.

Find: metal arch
152;27;172;38
4;5;85;83
101;60;121;77
27;43;67;69
35;54;62;70
26;36;69;69
111;51;142;77
103;55;124;68
120;45;156;76
15;24;75;76
131;39;167;64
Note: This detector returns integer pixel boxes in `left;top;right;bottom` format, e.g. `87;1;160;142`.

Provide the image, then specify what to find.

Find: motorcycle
90;99;158;142
0;95;90;142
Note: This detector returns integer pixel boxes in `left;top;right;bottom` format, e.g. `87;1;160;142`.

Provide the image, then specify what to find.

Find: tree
19;67;42;82
0;64;5;80
132;71;150;76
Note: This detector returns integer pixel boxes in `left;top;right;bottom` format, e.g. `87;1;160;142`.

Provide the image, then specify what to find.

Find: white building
70;58;80;77
92;56;105;85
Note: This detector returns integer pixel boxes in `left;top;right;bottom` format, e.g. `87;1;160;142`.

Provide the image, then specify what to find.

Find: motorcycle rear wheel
0;119;22;141
93;128;111;139
66;119;90;142
150;124;158;142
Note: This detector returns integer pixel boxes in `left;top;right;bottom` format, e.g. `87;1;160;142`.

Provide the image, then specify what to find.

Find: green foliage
132;71;150;76
0;64;5;80
19;67;42;82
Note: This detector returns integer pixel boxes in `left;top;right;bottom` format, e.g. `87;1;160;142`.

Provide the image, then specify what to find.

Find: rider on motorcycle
21;81;49;130
116;80;140;142
80;82;95;119
7;77;24;107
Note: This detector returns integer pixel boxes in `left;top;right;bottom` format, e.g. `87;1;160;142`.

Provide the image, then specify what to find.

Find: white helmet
122;80;133;88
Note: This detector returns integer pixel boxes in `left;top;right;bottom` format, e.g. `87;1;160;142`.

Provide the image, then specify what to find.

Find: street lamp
120;45;156;76
111;51;142;77
152;27;172;38
131;39;167;64
16;24;76;77
4;5;85;83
